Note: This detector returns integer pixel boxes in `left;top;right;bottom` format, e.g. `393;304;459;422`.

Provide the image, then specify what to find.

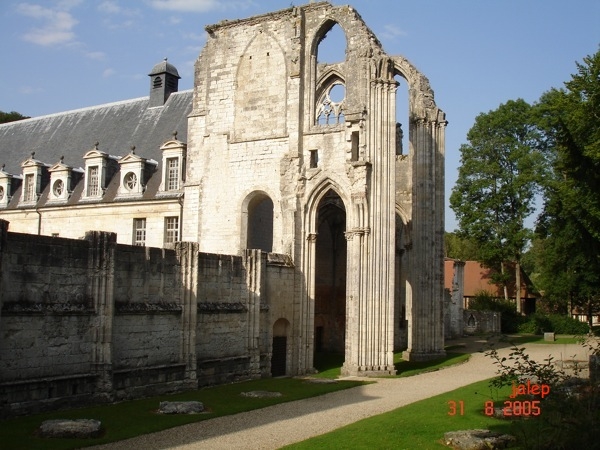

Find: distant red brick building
444;259;538;314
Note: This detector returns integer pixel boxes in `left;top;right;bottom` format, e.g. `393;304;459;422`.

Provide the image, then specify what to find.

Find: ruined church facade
0;2;446;414
183;3;447;373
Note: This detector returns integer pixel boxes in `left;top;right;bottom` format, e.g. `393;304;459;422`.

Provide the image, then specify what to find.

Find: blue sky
1;0;599;231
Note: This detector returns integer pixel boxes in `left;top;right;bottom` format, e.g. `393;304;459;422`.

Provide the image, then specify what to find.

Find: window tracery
316;82;345;125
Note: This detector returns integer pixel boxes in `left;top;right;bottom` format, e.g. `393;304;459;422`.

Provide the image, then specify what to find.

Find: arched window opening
272;318;290;377
316;82;346;126
316;23;346;64
314;189;347;354
247;194;274;252
153;76;162;89
394;74;409;155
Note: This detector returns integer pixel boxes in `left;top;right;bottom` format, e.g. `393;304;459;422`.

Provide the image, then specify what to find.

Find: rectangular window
164;216;179;245
88;166;99;196
351;131;359;161
133;218;146;246
24;173;35;202
166;157;179;190
309;149;319;168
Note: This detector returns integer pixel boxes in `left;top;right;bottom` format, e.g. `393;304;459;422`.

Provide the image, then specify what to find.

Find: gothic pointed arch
234;29;287;141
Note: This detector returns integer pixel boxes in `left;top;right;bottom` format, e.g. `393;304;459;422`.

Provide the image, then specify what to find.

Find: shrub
518;313;589;335
469;290;523;333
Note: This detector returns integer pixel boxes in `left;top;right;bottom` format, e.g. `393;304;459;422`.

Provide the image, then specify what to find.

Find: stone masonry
0;2;446;414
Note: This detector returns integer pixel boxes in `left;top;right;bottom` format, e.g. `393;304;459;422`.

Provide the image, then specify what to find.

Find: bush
518;313;589;335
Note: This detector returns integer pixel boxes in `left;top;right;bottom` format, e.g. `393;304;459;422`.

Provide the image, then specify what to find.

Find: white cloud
86;51;107;60
98;1;139;16
19;86;44;95
149;0;255;13
149;0;218;12
380;24;407;41
98;1;121;14
103;68;116;77
17;2;79;46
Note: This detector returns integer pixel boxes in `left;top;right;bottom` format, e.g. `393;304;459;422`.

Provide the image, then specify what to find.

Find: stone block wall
0;221;293;416
463;310;501;335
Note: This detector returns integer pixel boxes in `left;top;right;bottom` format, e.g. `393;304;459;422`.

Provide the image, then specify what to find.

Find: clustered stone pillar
403;110;447;361
176;241;199;385
85;230;116;400
342;75;397;376
244;249;264;378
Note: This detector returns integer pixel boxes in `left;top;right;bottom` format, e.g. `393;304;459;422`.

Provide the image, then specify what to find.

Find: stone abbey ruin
0;2;446;415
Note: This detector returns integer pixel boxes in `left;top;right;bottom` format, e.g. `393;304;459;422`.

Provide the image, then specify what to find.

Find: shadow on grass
0;377;366;450
313;351;470;379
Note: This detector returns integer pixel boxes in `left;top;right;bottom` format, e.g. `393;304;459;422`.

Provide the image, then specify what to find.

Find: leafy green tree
533;48;600;328
450;99;545;312
0;110;29;124
444;231;482;261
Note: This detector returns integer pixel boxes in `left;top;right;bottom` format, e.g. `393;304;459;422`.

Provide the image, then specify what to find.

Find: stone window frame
0;168;19;208
159;136;186;194
117;151;153;198
20;156;47;206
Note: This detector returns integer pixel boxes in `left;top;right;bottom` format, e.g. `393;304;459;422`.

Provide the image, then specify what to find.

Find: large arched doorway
314;189;347;355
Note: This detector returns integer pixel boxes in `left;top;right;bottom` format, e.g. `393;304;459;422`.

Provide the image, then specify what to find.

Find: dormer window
159;133;186;194
20;153;48;205
48;157;80;203
117;148;155;198
0;166;19;208
83;144;118;201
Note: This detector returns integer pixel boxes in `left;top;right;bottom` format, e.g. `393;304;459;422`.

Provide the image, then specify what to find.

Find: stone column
176;241;199;385
244;249;265;378
85;231;116;400
403;112;447;361
342;76;396;376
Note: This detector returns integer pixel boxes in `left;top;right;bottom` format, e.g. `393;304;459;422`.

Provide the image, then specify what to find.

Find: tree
533;48;600;328
450;99;544;313
0;110;29;124
444;231;482;261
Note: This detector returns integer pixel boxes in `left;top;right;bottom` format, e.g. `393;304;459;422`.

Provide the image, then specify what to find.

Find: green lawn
0;377;365;450
283;378;514;450
312;352;471;379
501;334;581;345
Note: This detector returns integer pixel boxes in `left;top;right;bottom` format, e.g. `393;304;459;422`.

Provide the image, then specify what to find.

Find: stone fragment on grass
38;419;102;439
444;429;515;450
158;401;204;414
240;391;282;398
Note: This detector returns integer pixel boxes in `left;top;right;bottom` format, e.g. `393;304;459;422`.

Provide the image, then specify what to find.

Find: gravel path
90;338;591;450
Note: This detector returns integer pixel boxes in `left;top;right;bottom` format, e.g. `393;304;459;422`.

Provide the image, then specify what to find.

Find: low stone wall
0;221;295;417
463;310;501;335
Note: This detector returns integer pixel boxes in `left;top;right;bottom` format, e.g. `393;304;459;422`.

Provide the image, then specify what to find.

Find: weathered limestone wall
0;201;181;248
464;310;501;335
0;221;293;416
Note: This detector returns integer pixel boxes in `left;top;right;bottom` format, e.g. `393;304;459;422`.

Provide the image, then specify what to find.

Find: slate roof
0;90;192;174
0;89;192;208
